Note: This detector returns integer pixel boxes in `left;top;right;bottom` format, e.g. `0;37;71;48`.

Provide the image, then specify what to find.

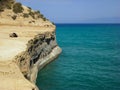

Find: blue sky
17;0;120;23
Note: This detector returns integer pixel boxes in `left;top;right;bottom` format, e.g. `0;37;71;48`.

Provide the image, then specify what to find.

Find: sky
17;0;120;23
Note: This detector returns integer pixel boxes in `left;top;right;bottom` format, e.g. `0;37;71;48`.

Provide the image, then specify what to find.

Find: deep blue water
36;24;120;90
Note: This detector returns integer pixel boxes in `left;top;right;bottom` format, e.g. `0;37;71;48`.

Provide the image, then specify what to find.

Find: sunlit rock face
15;31;61;83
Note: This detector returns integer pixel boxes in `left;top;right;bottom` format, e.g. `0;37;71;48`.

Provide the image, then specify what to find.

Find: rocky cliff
0;0;62;90
15;31;62;83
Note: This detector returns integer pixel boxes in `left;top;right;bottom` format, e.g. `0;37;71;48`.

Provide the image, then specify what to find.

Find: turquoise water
36;24;120;90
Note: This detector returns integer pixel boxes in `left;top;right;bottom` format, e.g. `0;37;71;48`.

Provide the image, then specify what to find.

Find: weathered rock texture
0;25;62;90
0;1;62;90
14;31;62;83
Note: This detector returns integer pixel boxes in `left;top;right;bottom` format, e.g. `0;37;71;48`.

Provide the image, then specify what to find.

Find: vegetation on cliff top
0;0;14;11
13;2;24;13
0;0;24;13
0;0;52;24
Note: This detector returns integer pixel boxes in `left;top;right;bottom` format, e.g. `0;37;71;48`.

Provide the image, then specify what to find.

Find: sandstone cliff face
0;1;62;90
0;25;62;89
14;31;61;83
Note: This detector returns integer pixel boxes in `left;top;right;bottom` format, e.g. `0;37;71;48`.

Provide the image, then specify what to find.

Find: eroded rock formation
0;0;62;90
14;31;61;83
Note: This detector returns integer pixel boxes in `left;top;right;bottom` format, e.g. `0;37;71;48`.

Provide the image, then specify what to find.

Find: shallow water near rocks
36;24;120;90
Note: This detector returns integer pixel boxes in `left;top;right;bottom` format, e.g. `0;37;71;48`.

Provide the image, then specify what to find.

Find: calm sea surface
36;24;120;90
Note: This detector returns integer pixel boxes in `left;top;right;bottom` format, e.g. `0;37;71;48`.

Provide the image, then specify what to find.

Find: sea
36;24;120;90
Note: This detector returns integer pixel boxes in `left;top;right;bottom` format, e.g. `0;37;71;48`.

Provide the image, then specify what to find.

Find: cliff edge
0;0;62;90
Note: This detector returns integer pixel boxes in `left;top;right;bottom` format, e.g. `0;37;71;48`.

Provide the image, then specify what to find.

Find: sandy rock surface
0;25;55;90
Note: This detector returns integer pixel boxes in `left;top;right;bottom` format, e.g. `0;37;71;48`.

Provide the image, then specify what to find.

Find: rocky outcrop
14;31;62;83
0;0;62;90
0;25;61;90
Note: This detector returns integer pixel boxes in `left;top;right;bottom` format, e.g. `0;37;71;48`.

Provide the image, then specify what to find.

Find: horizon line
55;23;120;25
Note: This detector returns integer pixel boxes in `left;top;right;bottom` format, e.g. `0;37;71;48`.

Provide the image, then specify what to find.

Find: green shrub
27;6;31;10
12;15;17;20
23;13;29;18
29;11;35;19
0;0;14;11
0;7;4;12
52;22;55;25
35;10;40;14
42;17;47;21
36;13;47;21
6;3;12;9
37;14;43;18
13;2;23;13
0;0;12;9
